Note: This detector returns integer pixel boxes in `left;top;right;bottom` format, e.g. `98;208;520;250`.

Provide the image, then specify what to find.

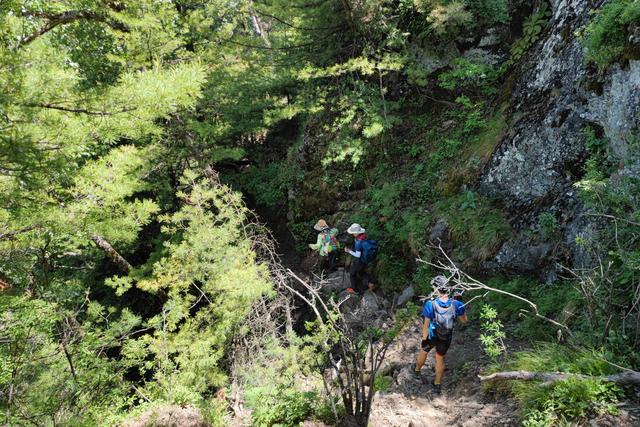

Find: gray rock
585;61;640;158
408;41;459;75
361;291;381;312
429;220;448;244
397;286;415;307
123;405;208;427
462;48;503;66
318;268;348;295
489;238;553;274
478;29;501;48
477;0;640;274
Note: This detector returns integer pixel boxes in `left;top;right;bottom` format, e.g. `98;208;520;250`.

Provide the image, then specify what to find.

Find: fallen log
478;370;640;386
90;235;132;273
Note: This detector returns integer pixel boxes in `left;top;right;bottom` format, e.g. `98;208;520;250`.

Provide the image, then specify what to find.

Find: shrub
414;0;509;36
521;378;621;426
510;3;551;62
583;0;640;70
438;59;501;95
536;212;558;240
479;304;507;359
475;277;579;340
230;161;304;207
247;387;317;427
373;375;393;392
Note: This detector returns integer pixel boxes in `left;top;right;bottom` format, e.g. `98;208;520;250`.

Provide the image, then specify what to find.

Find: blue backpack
361;239;379;264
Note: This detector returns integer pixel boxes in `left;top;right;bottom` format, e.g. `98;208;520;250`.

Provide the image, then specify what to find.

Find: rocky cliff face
479;0;640;279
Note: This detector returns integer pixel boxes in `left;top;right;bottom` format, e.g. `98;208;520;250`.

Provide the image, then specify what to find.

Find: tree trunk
90;235;132;273
478;370;640;386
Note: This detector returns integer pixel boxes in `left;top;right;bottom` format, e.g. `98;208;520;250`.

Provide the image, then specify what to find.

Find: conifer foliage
2;1;639;426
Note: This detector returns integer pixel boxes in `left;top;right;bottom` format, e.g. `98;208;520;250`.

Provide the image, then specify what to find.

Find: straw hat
347;223;366;235
313;219;328;231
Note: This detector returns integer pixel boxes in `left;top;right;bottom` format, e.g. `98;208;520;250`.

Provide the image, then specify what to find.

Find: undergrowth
583;0;640;70
434;192;512;262
490;344;623;426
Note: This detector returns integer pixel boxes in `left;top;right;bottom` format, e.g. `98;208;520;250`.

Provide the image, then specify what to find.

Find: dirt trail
369;320;521;427
368;318;640;427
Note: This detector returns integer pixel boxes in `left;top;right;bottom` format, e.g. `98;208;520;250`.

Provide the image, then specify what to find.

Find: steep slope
480;0;640;278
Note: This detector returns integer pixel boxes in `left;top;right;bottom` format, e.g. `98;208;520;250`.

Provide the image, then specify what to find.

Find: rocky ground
304;267;639;427
368;317;640;427
308;269;524;426
368;319;521;427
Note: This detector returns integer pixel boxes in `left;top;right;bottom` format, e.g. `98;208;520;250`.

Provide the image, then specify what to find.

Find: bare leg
434;353;445;384
415;349;429;372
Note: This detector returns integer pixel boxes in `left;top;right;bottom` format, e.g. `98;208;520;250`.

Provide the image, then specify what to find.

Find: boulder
396;286;415;307
361;291;381;314
317;268;348;295
478;0;640;274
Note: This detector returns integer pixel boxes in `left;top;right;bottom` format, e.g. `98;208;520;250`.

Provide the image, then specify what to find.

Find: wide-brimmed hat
430;275;450;292
313;219;328;231
347;223;366;235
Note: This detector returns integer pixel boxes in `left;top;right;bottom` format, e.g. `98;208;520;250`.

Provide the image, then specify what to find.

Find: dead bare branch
90;236;132;273
418;244;573;336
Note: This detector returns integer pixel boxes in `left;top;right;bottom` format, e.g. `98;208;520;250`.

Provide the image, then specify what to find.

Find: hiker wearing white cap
344;224;378;294
414;275;467;394
308;219;339;271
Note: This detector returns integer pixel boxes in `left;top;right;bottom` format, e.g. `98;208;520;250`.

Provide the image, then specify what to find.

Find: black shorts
421;336;451;356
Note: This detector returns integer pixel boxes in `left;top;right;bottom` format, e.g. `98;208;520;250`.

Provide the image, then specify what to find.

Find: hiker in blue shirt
344;223;378;295
414;275;467;394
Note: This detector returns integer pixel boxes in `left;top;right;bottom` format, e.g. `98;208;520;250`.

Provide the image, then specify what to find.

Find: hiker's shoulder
421;299;435;313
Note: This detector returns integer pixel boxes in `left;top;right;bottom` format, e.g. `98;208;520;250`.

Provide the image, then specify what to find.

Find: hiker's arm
457;313;468;324
422;317;430;340
345;248;361;257
308;234;322;250
345;240;361;257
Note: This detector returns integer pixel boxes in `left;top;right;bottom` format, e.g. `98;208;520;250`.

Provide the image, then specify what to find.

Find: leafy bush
373;375;393;392
413;263;435;296
536;212;558;240
475;277;579;340
438;59;501;95
583;0;640;70
414;0;509;36
479;304;507;359
230;161;304;207
376;253;410;291
248;387;317;427
510;3;551;62
369;181;406;218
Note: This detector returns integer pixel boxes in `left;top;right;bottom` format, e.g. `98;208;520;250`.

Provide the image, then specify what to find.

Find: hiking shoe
413;369;421;379
431;380;441;394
